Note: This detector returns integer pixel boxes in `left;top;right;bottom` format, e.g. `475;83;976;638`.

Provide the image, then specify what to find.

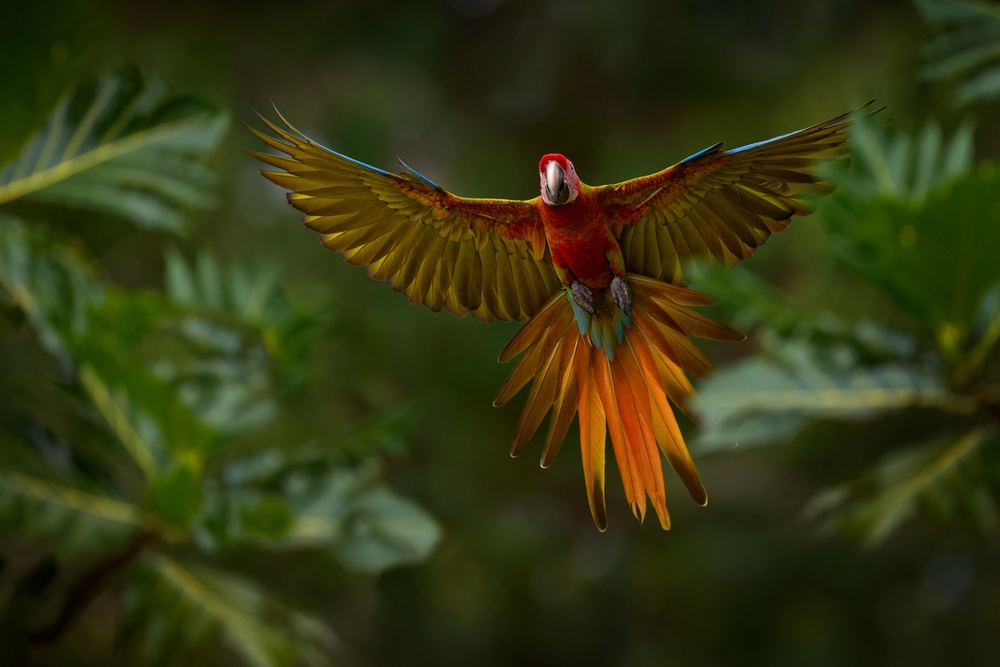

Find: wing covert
249;112;562;322
598;103;881;284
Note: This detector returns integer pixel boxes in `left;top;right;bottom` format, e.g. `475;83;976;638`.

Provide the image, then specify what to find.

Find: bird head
539;154;579;206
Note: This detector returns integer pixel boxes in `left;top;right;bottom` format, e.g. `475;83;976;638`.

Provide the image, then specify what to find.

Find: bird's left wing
249;113;562;322
596;104;879;284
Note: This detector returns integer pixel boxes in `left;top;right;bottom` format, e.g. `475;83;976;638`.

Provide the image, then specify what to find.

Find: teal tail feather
568;287;631;360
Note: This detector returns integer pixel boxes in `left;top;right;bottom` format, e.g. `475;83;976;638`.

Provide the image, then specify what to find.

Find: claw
611;275;631;313
571;280;596;314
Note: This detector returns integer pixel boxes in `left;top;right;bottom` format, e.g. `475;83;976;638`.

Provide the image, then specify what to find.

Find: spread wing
598;103;880;284
248;112;562;322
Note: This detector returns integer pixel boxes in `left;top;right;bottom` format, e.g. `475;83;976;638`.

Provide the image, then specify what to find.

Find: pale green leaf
287;464;441;572
693;338;972;451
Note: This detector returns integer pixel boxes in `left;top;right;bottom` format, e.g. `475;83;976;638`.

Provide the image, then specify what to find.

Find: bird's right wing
597;103;879;284
249;113;562;322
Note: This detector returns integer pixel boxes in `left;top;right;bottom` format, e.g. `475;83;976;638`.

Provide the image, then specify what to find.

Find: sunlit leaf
693;338;972;451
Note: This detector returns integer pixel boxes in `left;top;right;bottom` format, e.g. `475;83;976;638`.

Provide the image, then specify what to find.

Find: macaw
249;103;874;530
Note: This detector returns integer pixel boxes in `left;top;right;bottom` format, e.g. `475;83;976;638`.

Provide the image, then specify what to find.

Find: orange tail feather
495;274;739;530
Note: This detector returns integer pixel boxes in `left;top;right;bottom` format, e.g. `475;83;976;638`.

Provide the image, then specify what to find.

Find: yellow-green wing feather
599;103;881;284
249;112;562;322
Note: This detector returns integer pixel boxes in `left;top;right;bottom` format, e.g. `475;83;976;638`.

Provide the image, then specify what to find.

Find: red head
539;153;579;206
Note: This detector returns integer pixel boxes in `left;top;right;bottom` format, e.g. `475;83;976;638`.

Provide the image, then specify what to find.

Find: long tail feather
497;274;734;529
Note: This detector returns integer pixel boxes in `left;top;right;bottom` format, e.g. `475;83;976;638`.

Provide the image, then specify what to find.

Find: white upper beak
546;161;564;196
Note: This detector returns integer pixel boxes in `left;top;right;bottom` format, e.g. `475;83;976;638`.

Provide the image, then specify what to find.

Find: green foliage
121;554;336;667
0;73;439;666
694;117;1000;545
820;119;1000;346
805;427;1000;545
694;336;972;452
917;0;1000;106
0;70;228;232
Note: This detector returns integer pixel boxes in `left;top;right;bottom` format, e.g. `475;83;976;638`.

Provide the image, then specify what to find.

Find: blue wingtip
397;157;442;190
681;141;725;164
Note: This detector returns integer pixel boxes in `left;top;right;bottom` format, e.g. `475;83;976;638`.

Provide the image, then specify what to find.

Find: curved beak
545;161;569;205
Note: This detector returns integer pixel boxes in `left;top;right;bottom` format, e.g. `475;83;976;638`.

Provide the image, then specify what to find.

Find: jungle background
3;0;1000;665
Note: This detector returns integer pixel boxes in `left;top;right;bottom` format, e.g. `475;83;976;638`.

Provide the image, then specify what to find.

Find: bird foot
611;275;631;313
571;280;596;314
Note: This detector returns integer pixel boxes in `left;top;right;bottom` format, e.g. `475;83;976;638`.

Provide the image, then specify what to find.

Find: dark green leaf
147;458;203;528
0;1;103;165
804;427;999;544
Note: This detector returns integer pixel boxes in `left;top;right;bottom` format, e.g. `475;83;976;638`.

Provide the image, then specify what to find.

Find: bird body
250;103;876;530
538;183;620;291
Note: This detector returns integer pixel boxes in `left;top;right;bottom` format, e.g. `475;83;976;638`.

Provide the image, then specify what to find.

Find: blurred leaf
287;464;441;573
918;0;1000;105
0;71;228;232
0;216;101;365
0;470;145;528
822;119;1000;345
79;364;160;477
163;247;333;414
691;266;916;362
0;1;102;165
81;341;215;456
129;554;335;667
804;427;999;544
0;466;146;555
835;115;973;203
239;495;294;541
693;337;972;452
147;456;203;529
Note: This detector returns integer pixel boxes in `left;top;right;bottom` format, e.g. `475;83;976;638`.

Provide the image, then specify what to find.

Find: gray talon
611;275;631;313
571;280;596;314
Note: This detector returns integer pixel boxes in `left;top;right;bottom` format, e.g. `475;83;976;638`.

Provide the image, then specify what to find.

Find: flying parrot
249;103;875;531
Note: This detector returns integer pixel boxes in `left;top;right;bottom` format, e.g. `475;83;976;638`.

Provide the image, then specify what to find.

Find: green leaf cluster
917;0;1000;106
0;71;439;666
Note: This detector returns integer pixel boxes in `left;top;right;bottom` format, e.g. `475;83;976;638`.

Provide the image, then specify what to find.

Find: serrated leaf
0;72;228;232
693;339;972;451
